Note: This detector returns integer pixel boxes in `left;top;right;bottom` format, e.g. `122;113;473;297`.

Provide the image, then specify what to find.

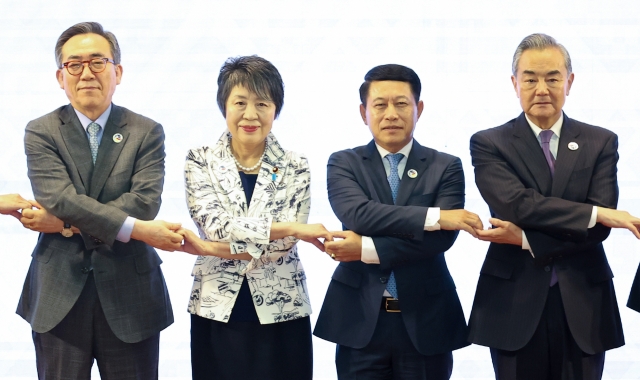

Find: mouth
240;126;259;133
382;126;403;131
78;87;99;91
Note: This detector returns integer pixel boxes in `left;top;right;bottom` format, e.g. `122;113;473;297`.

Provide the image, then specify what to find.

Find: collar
525;111;563;138
74;104;112;131
375;139;413;160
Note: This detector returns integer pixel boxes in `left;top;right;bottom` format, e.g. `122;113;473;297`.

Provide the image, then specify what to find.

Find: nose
243;103;258;120
79;62;95;80
534;80;549;95
384;103;399;120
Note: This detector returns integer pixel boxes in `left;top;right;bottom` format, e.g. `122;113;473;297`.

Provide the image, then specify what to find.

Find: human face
225;85;275;152
360;80;424;153
56;33;122;120
511;47;574;129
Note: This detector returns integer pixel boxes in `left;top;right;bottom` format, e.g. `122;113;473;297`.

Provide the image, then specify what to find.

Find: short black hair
359;64;421;106
217;55;285;118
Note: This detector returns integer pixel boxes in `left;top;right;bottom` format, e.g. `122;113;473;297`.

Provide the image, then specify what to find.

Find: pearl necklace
230;146;266;172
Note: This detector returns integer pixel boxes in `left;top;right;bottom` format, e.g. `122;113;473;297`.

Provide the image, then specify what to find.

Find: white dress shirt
74;105;136;242
522;113;597;255
361;140;441;264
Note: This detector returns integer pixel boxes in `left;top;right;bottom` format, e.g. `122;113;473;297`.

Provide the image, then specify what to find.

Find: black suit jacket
313;139;469;356
467;113;624;354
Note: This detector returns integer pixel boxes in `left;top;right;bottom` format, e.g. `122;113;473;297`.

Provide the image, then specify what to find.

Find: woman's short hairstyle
217;55;285;118
512;33;572;75
55;22;121;69
359;64;421;106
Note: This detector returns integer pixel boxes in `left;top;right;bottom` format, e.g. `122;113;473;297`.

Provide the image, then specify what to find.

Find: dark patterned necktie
540;129;558;286
385;153;404;298
88;122;101;164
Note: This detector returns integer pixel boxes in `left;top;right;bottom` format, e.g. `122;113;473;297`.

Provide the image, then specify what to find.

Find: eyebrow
65;53;106;61
371;95;410;102
522;69;562;76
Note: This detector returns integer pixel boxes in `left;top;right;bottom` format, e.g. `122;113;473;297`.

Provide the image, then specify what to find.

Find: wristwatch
61;223;73;238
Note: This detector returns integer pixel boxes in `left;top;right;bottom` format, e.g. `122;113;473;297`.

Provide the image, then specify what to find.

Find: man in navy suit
469;33;640;380
314;64;483;380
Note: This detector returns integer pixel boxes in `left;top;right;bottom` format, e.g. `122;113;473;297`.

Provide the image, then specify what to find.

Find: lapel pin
407;169;418;178
271;166;278;181
112;133;123;143
218;164;228;173
568;142;579;151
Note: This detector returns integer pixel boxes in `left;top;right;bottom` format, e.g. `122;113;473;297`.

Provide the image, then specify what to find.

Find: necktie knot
540;129;554;144
386;153;403;168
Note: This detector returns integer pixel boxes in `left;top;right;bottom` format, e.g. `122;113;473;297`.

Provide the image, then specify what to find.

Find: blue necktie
88;122;101;164
385;153;404;299
540;130;558;287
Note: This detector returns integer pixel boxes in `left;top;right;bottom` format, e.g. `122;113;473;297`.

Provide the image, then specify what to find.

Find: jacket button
81;267;91;274
380;277;388;284
544;266;551;272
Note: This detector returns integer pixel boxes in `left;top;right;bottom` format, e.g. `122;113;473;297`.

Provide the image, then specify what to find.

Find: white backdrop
1;0;640;378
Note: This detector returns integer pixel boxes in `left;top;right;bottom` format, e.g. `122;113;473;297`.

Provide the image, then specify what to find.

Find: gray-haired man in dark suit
17;22;183;379
469;33;640;380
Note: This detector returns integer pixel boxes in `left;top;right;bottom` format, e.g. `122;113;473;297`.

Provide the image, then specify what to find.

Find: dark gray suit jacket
468;113;624;354
17;104;173;343
313;140;469;356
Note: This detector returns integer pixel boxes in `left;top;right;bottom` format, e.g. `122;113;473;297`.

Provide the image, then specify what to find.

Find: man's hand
476;218;523;246
439;209;484;238
324;230;362;262
131;220;183;251
293;223;333;252
0;193;32;219
596;207;640;239
20;201;65;233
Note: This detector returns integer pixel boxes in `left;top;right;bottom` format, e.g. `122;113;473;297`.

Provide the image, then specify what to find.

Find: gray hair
217;55;285;118
55;22;121;68
512;33;572;75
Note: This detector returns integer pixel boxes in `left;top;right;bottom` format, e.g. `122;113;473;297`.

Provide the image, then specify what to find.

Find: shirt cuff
424;207;441;231
522;230;534;258
588;206;597;228
361;236;380;264
116;216;136;243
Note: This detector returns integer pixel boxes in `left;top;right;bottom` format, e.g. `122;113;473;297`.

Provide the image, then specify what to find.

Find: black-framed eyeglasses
60;58;115;76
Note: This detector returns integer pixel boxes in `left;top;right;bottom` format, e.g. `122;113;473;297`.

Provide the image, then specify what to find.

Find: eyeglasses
61;58;115;76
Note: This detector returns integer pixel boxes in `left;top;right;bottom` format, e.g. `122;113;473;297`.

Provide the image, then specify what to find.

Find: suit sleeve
327;150;462;272
470;130;617;260
185;148;308;261
24;120;164;247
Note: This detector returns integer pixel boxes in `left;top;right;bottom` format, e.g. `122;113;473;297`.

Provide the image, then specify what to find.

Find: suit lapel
551;115;582;197
58;105;94;191
362;141;394;205
395;141;431;206
90;105;129;199
248;132;286;217
510;113;553;195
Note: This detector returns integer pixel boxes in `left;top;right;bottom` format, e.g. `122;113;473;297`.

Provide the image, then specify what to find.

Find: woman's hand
178;228;252;260
291;223;333;252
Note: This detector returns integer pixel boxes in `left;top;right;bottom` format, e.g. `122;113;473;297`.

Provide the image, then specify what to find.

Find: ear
56;69;65;89
511;75;519;98
416;100;424;120
359;104;367;125
115;64;123;85
565;72;574;96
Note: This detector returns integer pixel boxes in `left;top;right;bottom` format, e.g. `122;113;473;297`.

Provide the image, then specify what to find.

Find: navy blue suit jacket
313;139;469;356
467;113;624;354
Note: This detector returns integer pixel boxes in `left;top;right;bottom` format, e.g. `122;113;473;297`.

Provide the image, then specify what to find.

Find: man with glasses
17;22;182;379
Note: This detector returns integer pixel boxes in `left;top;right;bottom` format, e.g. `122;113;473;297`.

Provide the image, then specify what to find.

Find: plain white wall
1;0;640;378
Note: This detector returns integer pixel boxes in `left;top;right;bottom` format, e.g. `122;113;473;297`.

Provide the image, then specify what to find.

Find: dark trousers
32;273;160;380
491;285;605;380
336;311;453;380
191;313;313;380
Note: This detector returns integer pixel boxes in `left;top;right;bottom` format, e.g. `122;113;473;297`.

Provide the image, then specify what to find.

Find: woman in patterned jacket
178;55;332;380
